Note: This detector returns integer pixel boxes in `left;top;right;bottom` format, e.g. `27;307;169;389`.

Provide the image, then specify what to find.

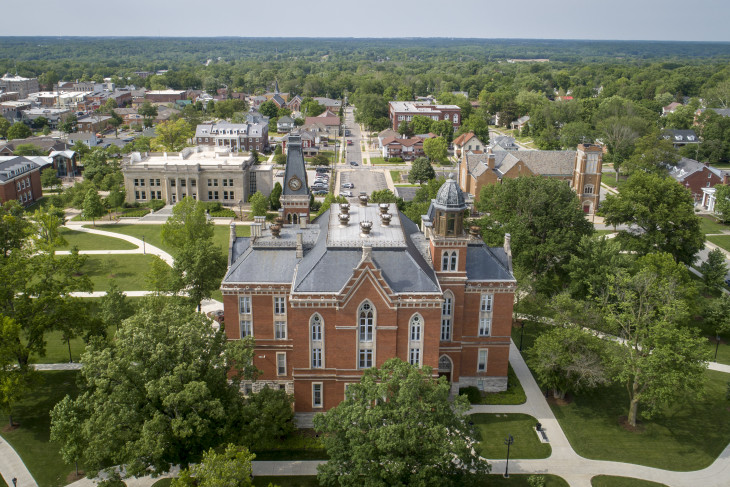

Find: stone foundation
455;376;508;393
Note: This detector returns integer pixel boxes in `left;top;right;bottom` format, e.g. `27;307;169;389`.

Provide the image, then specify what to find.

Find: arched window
584;184;594;194
359;302;374;342
287;213;292;223
410;315;422;341
292;213;299;224
442;251;449;271
450;251;457;271
441;291;453;341
310;314;324;369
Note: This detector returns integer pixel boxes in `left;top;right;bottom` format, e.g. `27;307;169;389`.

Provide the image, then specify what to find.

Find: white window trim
310;313;325;369
312;382;323;408
408;313;424;366
239;295;251;315
276;352;286;376
240;319;253;338
477;349;488;373
275;321;287;340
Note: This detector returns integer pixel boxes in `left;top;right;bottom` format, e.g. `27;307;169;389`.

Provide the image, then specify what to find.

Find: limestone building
221;136;516;417
121;146;272;205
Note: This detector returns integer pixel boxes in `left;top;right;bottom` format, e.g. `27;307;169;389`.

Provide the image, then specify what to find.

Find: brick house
460;144;603;214
668;157;729;203
0;156;43;206
381;136;425;161
221;136;516;418
145;90;187;103
389;101;461;131
77;115;111;133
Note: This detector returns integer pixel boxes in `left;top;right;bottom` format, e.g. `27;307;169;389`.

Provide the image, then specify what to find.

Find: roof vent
270;224;281;238
340;203;350;215
469;225;481;237
360;220;373;236
339;213;350;226
381;213;392;226
379;203;389;214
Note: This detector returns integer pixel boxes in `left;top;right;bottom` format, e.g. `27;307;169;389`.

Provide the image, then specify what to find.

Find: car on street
342;182;354;189
349;161;358;166
313;189;329;195
340;191;353;197
347;140;353;146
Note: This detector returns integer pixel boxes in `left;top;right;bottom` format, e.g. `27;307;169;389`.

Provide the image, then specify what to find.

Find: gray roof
195;122;266;139
0;156;41;182
465;150;574;179
709;108;730;117
490;135;519;151
668;157;726;183
277;115;294;124
283;134;309;196
434;176;466;210
662;129;698;143
465;244;513;281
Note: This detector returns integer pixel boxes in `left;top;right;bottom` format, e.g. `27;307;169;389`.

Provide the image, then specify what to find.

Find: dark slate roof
434;176;466;210
710;108;730;118
662;129;698;143
282;134;309;196
224;245;301;284
668;157;725;183
465;244;513;281
0;156;41;182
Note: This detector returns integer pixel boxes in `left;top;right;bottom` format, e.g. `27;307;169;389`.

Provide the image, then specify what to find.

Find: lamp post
715;334;721;362
504;434;514;478
519;321;526;352
142;235;145;255
237;199;244;221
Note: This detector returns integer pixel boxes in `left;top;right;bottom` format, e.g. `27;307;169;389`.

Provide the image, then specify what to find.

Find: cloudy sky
2;0;729;42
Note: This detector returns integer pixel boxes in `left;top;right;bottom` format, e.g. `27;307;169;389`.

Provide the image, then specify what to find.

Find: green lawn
515;322;730;470
80;254;160;291
472;413;551;459
0;371;80;487
471;365;526;405
88;224;250;256
252;429;328;461
56;227;137;251
707;235;730;252
591;476;668;487
390;170;405;183
595;230;616;237
29;326;114;364
252;474;567;486
699;215;730;235
150;480;172;487
370;157;390;165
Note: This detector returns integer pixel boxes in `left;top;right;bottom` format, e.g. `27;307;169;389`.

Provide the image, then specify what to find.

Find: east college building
222;135;517;418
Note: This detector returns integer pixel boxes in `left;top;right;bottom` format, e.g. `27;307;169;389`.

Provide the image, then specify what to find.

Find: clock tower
281;134;310;224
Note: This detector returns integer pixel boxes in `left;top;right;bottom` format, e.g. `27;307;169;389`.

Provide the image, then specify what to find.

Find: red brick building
668;157;730;202
221;136;516;419
388;101;461;131
0;156;44;206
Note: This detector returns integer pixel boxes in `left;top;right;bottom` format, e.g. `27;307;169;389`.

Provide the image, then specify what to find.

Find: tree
411;114;434;135
476;176;594;293
249;191;269;217
423;136;448;163
398;121;413;138
98;280;132;331
0;117;10;138
270;182;283;210
259;100;279;118
431;119;455;144
239;386;295;449
172;444;255;487
565;235;633;299
41;168;62;190
314;358;489;487
458;113;490;146
311;154;330;166
171;239;227;311
108;110;123;137
138;101;158;125
370;189;404;210
714;184;730;223
58;115;77;135
408;157;436;184
105;186;125;210
623;133;679;176
49;395;85;476
704;294;730;340
161;197;215;253
7;122;31;140
50;301;259;478
528;324;611;399
599;254;710;426
300;98;325;117
700;248;729;291
599;172;704;265
0;316;39;428
83;189;105;226
152;119;192;152
13;144;45;156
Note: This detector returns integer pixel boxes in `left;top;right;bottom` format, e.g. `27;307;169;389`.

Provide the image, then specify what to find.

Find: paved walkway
0;435;37;487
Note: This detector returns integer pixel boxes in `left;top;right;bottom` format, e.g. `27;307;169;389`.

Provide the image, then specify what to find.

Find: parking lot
338;169;388;199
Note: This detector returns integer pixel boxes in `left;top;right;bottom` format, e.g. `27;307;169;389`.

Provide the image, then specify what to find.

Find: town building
460;144;603;214
195;122;269;153
0;75;39;98
121;146;273;205
380;136;425;161
77;115;111;133
667;157;729;202
0;156;43;206
145;90;187;103
453;132;486;158
221;134;517;417
662;129;699;148
0;137;69;156
304;110;341;138
388;101;461;131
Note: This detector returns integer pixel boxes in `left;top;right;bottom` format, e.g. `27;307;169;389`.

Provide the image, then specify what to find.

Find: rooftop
327;203;406;248
126;145;254;167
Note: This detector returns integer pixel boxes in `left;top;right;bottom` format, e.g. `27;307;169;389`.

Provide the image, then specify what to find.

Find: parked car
340;191;353;197
313;189;329;195
342;182;355;189
350;161;358;166
276;171;285;177
347;140;353;146
316;167;331;173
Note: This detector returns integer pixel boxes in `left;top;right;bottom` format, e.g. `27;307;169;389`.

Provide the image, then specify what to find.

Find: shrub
458;386;481;404
210;209;237;217
121;208;151;217
147;199;165;212
200;201;223;212
388;157;403;162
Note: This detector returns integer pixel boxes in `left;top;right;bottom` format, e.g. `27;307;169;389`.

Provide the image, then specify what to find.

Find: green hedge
211;209;237;217
121;208;151;217
147;199;165;211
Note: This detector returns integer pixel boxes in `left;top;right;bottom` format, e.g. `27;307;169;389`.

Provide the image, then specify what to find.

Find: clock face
288;176;302;191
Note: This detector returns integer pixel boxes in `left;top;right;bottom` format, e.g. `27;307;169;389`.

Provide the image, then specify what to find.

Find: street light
142;235;145;255
237;199;244;221
715;334;721;362
504;434;514;478
519;321;526;352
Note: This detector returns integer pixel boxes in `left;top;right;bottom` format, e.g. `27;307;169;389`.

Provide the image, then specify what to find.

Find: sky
2;0;730;42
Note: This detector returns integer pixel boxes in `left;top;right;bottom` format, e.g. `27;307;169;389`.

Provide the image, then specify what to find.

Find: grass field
591;476;668;487
390;170;405;183
370;157;391;165
252;429;328;461
472;413;551;459
87;223;250;256
707;235;730;252
699;215;730;235
150;480;171;487
57;228;137;251
594;230;616;236
80;254;160;291
471;365;526;405
514;322;730;471
0;371;80;487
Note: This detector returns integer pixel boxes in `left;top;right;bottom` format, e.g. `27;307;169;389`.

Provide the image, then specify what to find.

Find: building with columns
221;136;516;419
121;146;273;205
195;122;269;153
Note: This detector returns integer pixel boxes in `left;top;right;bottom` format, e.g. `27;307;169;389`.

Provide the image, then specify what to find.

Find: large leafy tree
700;248;729;291
83;188;105;226
599;172;704;265
476;176;594;292
408;157;436;184
314;358;489;487
249;191;269;217
171;238;227;311
599;253;709;426
714;184;730;223
0;316;39;428
162;196;215;253
172;444;255;487
423;136;448;163
7;122;32;140
50;301;259;478
152;119;193;152
565;235;634;299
